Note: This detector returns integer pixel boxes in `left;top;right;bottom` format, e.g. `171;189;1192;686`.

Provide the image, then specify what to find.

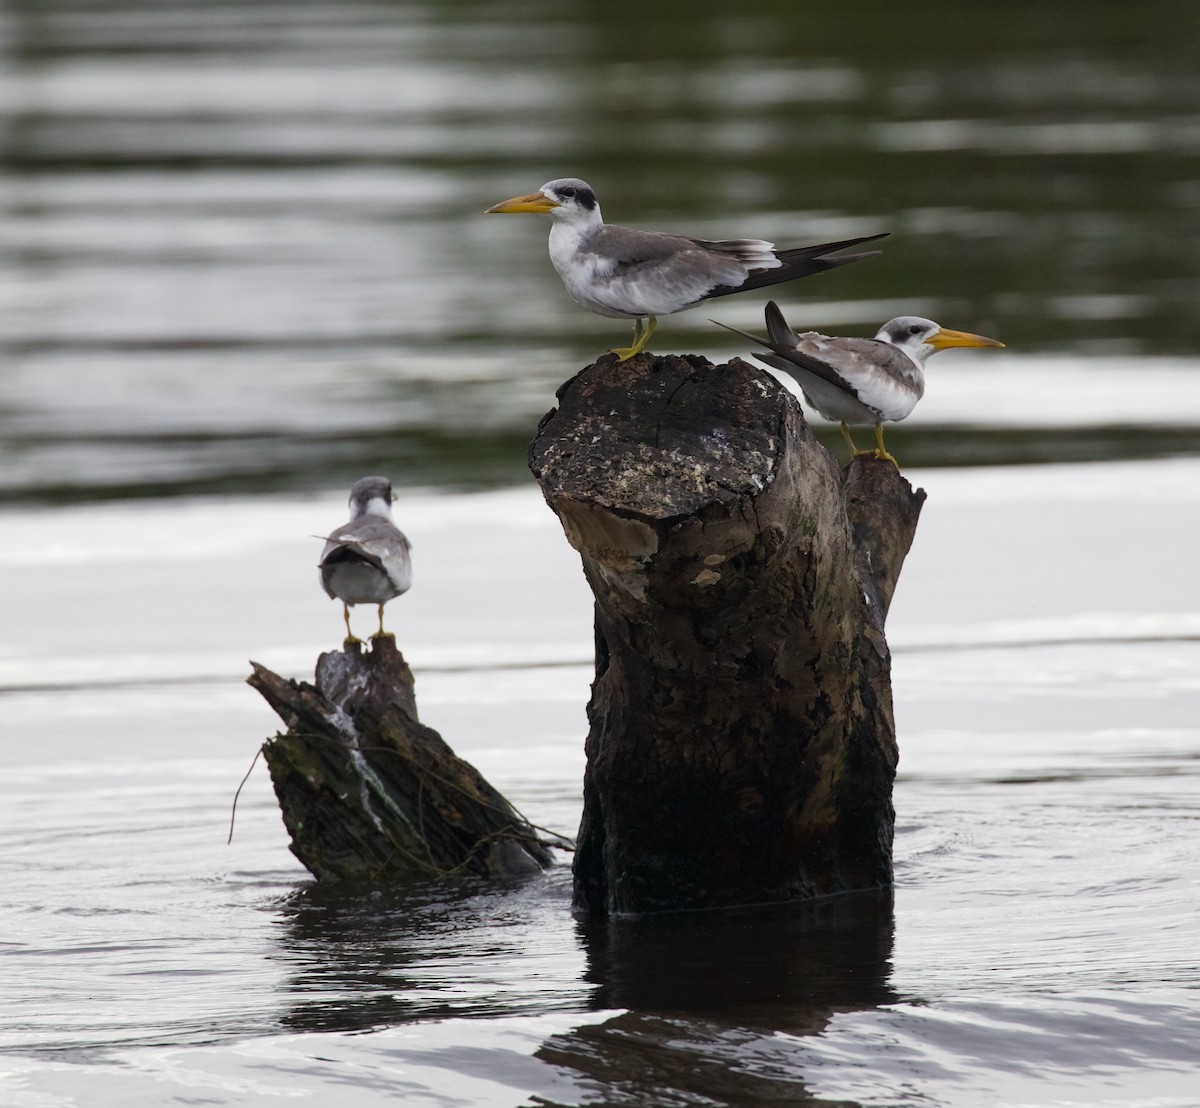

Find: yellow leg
609;316;657;361
841;421;872;456
342;604;363;645
871;423;899;468
371;603;388;640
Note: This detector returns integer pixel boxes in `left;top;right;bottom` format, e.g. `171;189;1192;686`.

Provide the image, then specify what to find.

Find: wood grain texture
249;636;555;884
530;352;924;915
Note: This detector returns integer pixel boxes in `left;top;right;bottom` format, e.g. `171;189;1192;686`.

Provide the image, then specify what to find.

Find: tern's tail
763;300;801;347
710;302;861;402
706;232;888;299
711;300;802;354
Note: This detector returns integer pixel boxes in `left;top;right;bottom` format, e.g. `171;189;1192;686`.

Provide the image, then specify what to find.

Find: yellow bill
484;192;561;214
927;327;1005;351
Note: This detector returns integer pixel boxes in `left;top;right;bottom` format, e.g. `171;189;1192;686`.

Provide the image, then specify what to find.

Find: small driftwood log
249;637;555;883
529;352;924;916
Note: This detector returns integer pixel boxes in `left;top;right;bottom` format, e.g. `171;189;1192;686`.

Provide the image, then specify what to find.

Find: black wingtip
763;300;801;347
811;248;883;271
702;232;889;301
791;231;891;260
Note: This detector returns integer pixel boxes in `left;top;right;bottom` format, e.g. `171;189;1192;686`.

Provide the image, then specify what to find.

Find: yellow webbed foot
871;424;900;468
608;316;656;361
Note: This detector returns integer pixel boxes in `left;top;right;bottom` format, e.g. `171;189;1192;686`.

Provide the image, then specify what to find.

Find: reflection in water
274;881;448;1033
271;876;893;1104
578;892;895;1025
272;870;589;1034
533;893;895;1106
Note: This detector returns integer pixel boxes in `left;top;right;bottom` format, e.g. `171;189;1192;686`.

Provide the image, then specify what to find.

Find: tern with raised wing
485;178;887;360
717;300;1004;466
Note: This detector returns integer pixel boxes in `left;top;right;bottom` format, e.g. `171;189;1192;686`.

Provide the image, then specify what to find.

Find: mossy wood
529;352;924;916
249;637;555;883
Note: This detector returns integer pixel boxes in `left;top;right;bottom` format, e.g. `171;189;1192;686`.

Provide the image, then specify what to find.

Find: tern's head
485;178;602;226
876;316;1005;364
347;475;397;521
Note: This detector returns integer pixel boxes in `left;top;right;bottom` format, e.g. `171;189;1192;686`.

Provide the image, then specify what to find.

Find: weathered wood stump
249;636;556;883
529;352;925;916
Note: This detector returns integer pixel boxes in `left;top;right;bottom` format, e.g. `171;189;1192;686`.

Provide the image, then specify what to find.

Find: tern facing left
485;178;887;360
716;300;1004;466
319;476;413;643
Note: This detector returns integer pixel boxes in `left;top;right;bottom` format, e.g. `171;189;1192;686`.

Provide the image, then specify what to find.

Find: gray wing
591;225;750;289
571;225;753;319
735;299;921;395
319;518;413;595
790;335;921;397
581;228;886;318
715;301;922;423
711;320;862;400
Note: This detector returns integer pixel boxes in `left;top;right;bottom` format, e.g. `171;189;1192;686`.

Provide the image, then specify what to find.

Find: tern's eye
908;324;924;336
558;186;576;199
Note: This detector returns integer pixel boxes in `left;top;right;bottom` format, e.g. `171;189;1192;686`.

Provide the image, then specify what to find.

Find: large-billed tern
486;178;886;359
717;300;1004;466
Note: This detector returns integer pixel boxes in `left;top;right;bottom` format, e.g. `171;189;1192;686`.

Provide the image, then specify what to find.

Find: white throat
891;340;932;369
355;496;394;521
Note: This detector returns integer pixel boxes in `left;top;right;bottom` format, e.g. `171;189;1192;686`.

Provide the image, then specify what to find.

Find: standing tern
485;178;887;360
716;300;1004;466
319;476;413;643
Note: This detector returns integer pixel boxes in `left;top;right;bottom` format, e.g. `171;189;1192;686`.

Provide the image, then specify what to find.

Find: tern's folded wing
711;319;862;400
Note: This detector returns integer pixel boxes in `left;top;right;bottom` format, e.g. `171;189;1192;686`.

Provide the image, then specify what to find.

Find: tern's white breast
549;223;633;318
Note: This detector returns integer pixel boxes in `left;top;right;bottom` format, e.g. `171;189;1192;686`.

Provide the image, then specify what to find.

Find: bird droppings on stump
248;635;557;885
529;351;925;916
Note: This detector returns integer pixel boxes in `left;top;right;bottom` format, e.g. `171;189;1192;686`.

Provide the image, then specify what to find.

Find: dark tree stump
529;352;925;916
248;636;556;883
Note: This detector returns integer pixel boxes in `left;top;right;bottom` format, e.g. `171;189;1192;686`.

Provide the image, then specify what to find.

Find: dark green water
1;0;1198;503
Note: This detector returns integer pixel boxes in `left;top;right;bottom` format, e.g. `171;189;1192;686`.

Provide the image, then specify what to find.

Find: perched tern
319;476;413;643
717;300;1004;466
485;178;887;360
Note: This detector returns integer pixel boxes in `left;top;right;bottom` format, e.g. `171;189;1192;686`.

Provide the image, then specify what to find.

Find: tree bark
528;352;925;916
248;636;556;884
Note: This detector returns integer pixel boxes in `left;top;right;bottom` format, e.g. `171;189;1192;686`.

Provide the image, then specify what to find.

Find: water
2;468;1197;1105
1;1;1199;1104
